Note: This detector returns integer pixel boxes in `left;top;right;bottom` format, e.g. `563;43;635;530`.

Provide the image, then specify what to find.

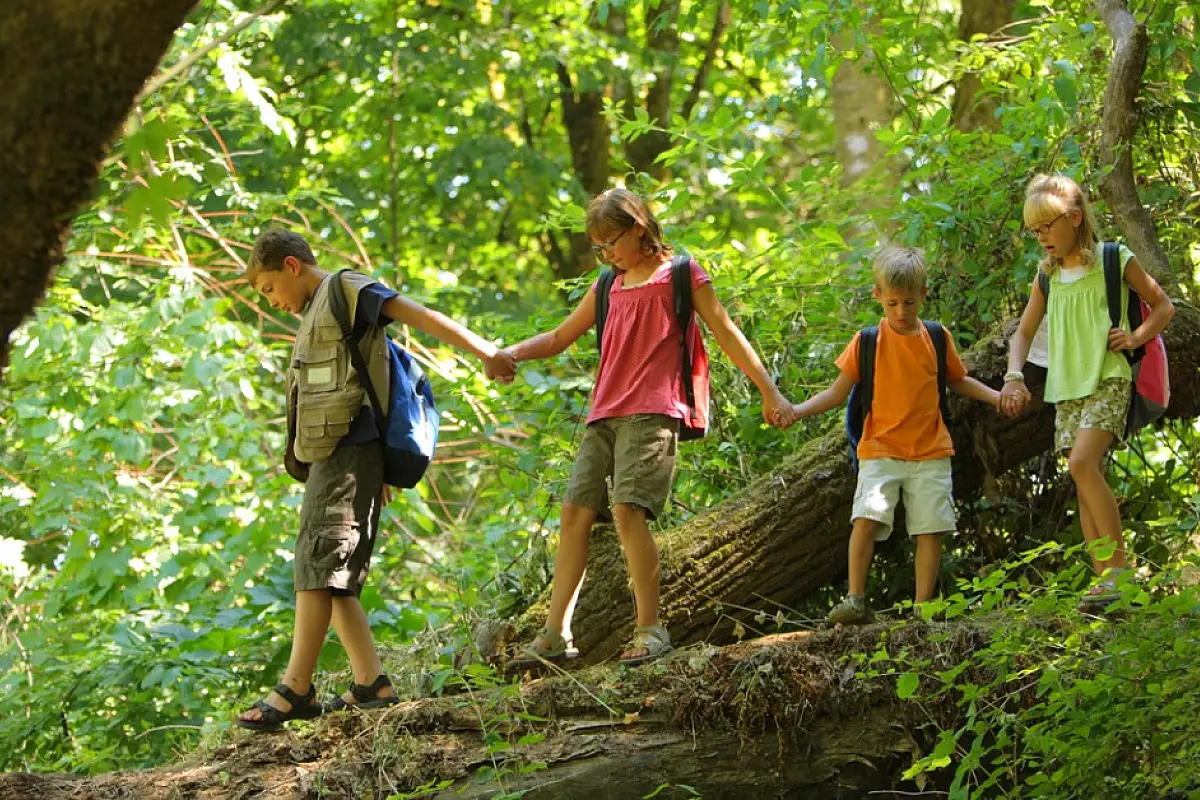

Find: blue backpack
329;271;439;488
844;321;949;473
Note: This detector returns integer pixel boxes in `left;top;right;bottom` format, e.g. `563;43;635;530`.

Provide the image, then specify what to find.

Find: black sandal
236;683;323;732
323;673;400;712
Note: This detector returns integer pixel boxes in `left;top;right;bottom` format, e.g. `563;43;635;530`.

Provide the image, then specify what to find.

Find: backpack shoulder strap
328;269;385;427
1037;271;1050;302
858;326;879;418
594;268;618;359
923;320;950;420
671;254;693;327
671;254;697;413
1102;242;1123;330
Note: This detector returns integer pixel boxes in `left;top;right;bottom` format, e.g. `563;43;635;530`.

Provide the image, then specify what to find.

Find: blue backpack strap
922;320;950;422
594;268;617;359
670;254;696;414
328;270;386;436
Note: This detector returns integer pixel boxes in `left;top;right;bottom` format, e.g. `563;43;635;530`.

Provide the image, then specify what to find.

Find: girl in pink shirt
505;189;790;666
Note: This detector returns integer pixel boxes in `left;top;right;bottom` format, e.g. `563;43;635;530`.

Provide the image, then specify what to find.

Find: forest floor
0;618;996;800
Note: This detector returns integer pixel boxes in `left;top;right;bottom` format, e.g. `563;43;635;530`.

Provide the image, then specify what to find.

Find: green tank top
1043;243;1133;403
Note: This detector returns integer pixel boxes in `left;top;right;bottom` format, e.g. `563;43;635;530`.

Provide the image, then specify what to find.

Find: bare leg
1068;428;1127;574
330;595;394;705
538;502;598;649
847;517;882;596
613;502;661;659
239;588;331;722
913;533;943;602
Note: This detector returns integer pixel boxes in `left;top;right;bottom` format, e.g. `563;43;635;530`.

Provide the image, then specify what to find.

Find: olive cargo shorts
564;413;679;521
294;442;384;596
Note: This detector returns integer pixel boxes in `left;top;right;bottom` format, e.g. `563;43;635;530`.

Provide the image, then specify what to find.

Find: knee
1067;452;1101;483
612;503;648;534
561;503;594;537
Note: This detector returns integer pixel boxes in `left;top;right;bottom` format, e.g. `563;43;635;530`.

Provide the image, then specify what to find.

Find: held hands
483;347;517;383
997;380;1031;419
1108;327;1138;353
761;388;793;430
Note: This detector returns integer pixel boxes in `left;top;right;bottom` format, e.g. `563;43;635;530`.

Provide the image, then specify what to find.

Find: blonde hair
873;246;927;293
1023;174;1100;276
585;188;672;263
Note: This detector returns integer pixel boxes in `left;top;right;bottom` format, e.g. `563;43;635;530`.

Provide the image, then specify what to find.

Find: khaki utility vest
285;271;390;467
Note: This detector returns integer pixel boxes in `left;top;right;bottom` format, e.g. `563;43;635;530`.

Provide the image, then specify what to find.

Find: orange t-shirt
836;320;967;462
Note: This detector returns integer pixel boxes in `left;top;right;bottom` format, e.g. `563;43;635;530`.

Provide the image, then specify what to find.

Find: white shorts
851;457;956;541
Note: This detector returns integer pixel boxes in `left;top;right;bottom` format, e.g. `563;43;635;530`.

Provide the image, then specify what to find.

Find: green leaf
896;672;919;698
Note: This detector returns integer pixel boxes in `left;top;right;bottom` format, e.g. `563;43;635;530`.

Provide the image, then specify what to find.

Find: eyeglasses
591;229;628;260
1026;212;1068;238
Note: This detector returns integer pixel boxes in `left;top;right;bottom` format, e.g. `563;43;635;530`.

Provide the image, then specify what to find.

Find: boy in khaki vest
237;230;514;731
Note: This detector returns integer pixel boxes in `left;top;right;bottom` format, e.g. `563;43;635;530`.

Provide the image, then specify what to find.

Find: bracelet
1003;371;1025;384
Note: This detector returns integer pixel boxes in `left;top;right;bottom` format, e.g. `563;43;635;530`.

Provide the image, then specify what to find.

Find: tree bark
951;0;1015;131
623;0;681;178
831;7;894;188
1094;0;1185;296
0;0;197;380
556;59;610;278
513;308;1200;664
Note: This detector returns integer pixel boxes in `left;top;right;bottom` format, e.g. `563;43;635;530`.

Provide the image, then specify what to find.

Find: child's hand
1107;327;1138;353
762;388;790;429
774;403;800;429
998;380;1030;418
484;348;517;383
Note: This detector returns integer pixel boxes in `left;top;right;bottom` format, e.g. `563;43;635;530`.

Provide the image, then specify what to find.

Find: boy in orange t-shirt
778;247;1000;624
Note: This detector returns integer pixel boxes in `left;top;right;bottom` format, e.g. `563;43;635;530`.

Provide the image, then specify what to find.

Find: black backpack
594;254;708;440
844;321;949;472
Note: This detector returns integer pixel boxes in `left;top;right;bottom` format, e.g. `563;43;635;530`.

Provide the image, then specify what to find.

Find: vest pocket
298;404;357;443
296;344;341;393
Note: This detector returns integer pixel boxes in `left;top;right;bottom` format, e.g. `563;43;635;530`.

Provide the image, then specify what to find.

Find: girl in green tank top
997;174;1174;612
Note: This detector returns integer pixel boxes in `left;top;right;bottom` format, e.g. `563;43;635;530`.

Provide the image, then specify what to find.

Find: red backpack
594;254;710;440
1038;242;1170;435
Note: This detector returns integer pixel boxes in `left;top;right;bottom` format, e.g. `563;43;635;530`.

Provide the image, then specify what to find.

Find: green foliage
886;546;1200;798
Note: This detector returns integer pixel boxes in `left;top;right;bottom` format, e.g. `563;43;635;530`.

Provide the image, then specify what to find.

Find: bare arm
950;375;999;409
787;371;856;421
999;276;1046;418
507;288;597;363
692;283;789;425
381;295;514;379
1109;257;1174;351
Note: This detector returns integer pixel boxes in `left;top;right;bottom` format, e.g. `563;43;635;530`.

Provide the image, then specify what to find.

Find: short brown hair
585;188;672;263
873;246;927;293
246;229;316;280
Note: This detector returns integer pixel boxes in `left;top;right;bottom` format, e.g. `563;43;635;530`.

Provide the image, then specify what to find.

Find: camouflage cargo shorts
1055;377;1131;452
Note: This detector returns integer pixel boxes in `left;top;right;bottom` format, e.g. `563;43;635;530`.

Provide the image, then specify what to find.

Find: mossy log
513;307;1200;664
0;0;196;378
0;623;989;800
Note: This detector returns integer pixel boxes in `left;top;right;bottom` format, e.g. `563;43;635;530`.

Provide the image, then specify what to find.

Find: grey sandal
620;624;673;667
507;626;578;671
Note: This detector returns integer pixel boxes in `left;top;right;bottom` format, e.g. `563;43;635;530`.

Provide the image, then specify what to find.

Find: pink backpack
1038;242;1169;435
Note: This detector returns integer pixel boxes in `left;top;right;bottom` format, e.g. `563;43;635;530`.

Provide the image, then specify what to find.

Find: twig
135;0;289;104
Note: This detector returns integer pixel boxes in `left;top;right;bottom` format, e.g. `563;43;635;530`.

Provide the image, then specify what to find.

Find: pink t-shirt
588;258;711;423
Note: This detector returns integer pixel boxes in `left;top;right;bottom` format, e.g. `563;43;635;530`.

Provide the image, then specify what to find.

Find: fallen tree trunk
511;305;1200;664
0;0;197;378
0;623;988;800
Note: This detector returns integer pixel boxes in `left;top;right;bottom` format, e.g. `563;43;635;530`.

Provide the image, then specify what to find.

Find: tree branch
680;1;731;121
1094;0;1183;295
135;0;288;104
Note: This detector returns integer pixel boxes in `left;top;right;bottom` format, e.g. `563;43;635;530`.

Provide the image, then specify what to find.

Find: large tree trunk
0;0;197;380
0;625;983;799
1094;0;1186;296
831;6;894;188
513;309;1200;664
951;0;1015;131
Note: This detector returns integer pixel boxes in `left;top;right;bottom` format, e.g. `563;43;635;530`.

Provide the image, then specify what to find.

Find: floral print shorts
1054;377;1131;452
